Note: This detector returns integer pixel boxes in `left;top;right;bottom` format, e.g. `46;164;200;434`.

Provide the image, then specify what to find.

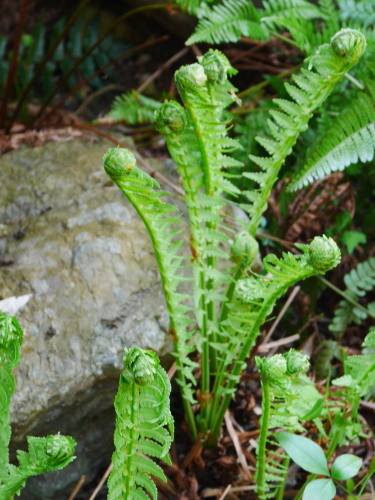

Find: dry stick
73;123;184;196
8;0;92;131
136;46;189;93
224;411;252;481
29;4;169;126
67;475;85;500
0;0;28;131
218;484;232;500
40;36;169;125
87;463;113;500
262;285;301;345
257;333;300;353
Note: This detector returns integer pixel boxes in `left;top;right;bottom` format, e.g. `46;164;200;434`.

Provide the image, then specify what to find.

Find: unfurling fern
242;28;367;235
255;350;310;500
0;311;76;500
107;348;173;500
103;91;161;125
329;257;375;338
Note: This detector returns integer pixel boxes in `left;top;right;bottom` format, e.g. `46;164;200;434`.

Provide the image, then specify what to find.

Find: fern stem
256;378;272;500
317;276;375;320
274;455;290;500
344;72;365;90
270;30;301;48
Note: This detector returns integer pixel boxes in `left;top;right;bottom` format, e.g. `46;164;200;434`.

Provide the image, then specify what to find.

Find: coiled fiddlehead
107;348;173;500
0;311;76;500
255;351;310;500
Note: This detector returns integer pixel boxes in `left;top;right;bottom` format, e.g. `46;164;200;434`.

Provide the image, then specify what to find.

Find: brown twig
0;0;28;131
67;475;85;500
137;46;189;94
87;463;113;500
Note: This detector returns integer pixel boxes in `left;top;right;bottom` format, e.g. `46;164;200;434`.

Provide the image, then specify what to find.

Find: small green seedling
275;432;366;500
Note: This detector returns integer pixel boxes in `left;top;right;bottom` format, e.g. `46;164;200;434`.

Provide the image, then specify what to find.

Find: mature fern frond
329;257;375;338
288;92;375;191
262;0;322;28
186;0;269;45
339;0;375;28
240;29;366;235
103;148;197;409
104;90;161;124
107;348;173;500
174;0;215;15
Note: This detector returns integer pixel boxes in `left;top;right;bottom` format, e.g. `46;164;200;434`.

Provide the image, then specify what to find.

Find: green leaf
274;433;330;475
302;478;336;500
300;397;324;421
331;454;362;480
341;230;367;253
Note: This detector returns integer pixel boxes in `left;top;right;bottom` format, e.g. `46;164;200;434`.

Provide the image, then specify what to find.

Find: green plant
0;311;76;499
103;28;366;447
275;432;370;500
108;347;173;499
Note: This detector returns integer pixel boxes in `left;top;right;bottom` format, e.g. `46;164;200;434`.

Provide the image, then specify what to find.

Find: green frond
242;28;366;235
329;257;375;337
174;0;215;15
262;0;322;27
103;148;197;405
186;0;269;45
105;90;161;124
108;348;173;500
288;92;375;190
339;0;375;28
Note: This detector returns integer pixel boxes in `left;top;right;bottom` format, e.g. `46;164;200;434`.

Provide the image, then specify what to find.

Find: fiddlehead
208;236;340;443
255;351;310;500
107;348;173;500
0;311;76;499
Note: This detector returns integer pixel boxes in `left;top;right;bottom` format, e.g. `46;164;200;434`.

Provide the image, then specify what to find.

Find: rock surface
0;137;176;498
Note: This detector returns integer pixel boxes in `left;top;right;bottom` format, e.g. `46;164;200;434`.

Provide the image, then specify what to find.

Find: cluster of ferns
103;28;372;499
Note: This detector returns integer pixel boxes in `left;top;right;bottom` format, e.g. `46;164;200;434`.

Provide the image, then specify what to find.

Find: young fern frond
0;311;76;499
186;0;269;45
255;351;310;500
208;236;341;443
242;28;366;236
104;90;161;125
103;149;197;432
288;91;375;191
329;257;375;338
108;348;173;500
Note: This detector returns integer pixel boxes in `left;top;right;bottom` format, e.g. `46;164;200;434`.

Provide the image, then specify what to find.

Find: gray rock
0;138;175;499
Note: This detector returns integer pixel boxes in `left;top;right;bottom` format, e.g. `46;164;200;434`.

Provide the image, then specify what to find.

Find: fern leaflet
103;90;161;125
288;92;375;190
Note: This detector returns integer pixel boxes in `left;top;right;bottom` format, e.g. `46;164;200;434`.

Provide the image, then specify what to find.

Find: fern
174;0;215;15
329;257;375;338
103;148;197;432
186;0;269;45
0;311;76;499
262;0;322;28
107;348;173;500
288;91;375;191
339;0;375;28
104;91;161;124
241;28;367;235
255;351;310;500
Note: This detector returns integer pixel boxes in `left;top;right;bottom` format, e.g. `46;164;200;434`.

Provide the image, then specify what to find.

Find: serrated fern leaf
262;0;322;28
103;148;197;408
174;0;215;15
288;92;375;190
241;28;366;235
186;0;269;45
329;257;375;337
339;0;375;28
104;91;161;125
107;348;173;500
